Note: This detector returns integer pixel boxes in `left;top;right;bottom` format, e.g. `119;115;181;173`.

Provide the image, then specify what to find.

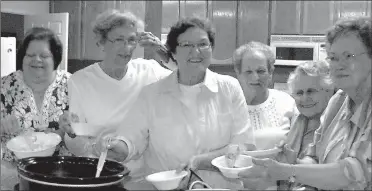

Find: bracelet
289;164;296;183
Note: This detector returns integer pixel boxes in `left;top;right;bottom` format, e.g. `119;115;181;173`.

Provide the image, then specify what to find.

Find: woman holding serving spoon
58;9;174;180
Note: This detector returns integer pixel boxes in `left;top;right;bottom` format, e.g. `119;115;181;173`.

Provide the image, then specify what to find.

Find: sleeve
1;76;9;119
228;78;255;148
339;118;372;190
67;77;86;122
116;92;151;162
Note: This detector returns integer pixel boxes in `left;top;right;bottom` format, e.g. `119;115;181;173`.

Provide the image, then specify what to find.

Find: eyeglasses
177;41;211;51
325;52;368;63
291;88;323;99
107;37;139;46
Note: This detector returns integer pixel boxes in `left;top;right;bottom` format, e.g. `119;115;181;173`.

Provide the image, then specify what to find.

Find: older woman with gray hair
239;16;372;191
233;42;297;150
58;9;173;178
275;60;335;190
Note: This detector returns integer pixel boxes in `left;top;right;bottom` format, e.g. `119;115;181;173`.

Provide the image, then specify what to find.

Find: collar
342;93;372;128
159;69;219;94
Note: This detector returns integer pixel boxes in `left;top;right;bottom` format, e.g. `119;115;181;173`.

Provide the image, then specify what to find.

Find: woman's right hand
1;115;22;135
275;140;297;164
58;111;76;138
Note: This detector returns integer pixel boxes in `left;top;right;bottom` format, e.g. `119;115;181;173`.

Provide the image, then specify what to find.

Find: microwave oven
270;35;327;66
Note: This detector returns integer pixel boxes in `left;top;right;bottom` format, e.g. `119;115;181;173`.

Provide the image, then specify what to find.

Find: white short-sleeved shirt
64;59;171;174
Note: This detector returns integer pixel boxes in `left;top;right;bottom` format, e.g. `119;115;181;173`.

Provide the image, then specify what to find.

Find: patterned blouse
1;70;72;162
307;90;371;190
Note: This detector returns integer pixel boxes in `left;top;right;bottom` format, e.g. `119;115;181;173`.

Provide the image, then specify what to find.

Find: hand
238;157;284;181
275;140;297;164
58;111;76;138
175;156;203;190
137;31;163;49
1;115;22;135
92;128;129;162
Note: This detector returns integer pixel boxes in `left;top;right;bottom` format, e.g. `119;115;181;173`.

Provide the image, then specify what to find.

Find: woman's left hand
175;155;204;190
137;32;163;49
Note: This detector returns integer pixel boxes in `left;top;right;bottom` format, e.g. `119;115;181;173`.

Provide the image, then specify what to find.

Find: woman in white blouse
233;41;297;131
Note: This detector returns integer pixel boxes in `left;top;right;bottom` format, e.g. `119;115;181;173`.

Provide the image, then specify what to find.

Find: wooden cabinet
50;0;83;60
302;1;335;35
181;0;207;18
237;1;270;45
208;1;238;60
335;1;370;21
271;1;370;35
81;1;116;60
271;1;301;34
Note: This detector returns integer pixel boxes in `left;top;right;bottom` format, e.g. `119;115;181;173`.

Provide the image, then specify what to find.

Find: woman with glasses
92;17;255;189
274;60;334;190
232;42;297;150
1;27;71;190
58;9;173;177
239;16;371;191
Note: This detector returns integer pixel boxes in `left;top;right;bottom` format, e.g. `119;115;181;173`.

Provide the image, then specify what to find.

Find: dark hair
16;27;63;70
326;16;372;58
166;17;216;54
233;41;275;74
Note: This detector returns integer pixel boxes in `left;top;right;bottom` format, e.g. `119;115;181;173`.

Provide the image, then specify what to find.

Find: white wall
1;1;49;15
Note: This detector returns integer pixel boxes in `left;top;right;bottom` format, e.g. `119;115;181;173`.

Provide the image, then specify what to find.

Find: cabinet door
237;1;270;46
117;1;146;59
208;0;237;60
271;1;301;34
335;1;370;21
303;1;335;35
180;0;207;18
51;0;83;60
81;1;116;60
161;1;179;43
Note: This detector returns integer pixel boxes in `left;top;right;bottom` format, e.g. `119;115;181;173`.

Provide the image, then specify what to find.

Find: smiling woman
1;27;71;163
233;42;298;131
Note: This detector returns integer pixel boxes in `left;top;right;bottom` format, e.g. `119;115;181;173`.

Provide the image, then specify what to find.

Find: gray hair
233;41;275;74
287;60;334;92
92;9;145;45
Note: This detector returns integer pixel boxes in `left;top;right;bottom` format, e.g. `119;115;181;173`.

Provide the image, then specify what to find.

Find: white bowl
6;132;61;159
211;155;253;179
145;170;188;190
243;147;281;158
71;123;102;137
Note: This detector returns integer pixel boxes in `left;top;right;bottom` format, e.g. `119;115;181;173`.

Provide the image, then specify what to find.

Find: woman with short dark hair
1;27;71;162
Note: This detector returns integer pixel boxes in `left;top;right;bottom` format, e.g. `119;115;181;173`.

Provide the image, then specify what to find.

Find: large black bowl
17;156;130;191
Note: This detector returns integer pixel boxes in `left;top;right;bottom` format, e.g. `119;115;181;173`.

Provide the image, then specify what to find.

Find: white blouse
247;89;297;130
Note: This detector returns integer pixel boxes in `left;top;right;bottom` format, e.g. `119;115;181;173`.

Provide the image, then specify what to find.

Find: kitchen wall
1;1;50;15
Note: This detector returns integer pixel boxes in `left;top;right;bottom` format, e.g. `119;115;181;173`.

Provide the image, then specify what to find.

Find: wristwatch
289;164;296;183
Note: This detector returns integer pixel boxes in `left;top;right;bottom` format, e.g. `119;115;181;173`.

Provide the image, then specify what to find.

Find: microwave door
273;44;317;66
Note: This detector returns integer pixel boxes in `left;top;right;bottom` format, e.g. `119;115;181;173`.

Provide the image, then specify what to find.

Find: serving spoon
95;137;112;178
